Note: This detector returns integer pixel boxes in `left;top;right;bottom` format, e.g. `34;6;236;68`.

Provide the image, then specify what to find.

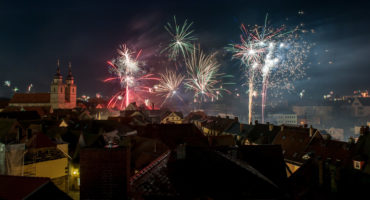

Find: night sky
0;0;369;101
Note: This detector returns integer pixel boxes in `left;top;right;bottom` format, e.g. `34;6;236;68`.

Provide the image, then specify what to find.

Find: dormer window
302;153;311;160
353;160;364;170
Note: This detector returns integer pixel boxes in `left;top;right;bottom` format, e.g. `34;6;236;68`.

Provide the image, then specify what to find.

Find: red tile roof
3;106;52;116
272;127;323;164
28;132;57;149
305;138;353;166
0;175;49;200
10;93;50;104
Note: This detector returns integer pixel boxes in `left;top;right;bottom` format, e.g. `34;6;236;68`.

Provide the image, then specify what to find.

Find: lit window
354;161;362;170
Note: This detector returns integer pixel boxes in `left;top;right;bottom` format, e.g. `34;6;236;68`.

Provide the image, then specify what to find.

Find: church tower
65;62;77;108
50;59;66;109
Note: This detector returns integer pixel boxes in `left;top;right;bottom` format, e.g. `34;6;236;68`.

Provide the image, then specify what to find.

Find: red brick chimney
234;117;238;122
309;125;314;137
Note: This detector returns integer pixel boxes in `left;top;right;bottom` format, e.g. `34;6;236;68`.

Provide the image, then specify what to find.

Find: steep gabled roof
3;106;52;116
305;137;353;166
0;175;49;199
160;111;183;121
182;111;207;123
244;124;280;144
10;93;50;104
0;175;71;200
202;116;237;133
27;132;57;149
135;124;208;149
272;126;323;164
0;111;41;121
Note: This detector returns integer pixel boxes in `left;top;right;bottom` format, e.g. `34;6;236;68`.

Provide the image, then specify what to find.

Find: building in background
80;147;131;200
160;111;183;124
9;61;76;110
267;112;297;125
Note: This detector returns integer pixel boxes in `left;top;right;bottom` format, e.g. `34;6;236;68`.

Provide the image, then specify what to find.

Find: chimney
304;124;308;128
255;120;258;125
360;126;365;136
234;117;239;122
348;137;355;144
280;125;284;132
269;123;274;132
309;125;314;137
240;123;244;133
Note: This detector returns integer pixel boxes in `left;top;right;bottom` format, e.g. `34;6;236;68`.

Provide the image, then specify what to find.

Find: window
61;87;63;93
354;161;362;170
72;88;74;93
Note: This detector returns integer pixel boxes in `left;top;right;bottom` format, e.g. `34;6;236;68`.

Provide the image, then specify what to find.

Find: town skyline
0;0;369;102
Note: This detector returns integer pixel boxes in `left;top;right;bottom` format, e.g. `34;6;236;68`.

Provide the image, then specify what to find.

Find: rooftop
10;93;50;104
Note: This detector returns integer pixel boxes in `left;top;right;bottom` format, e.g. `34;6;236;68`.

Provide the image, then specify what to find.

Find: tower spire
67;61;74;81
55;59;62;77
68;62;72;76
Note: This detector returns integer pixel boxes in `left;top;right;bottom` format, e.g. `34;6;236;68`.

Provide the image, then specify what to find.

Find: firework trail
184;45;226;103
229;14;309;123
299;89;305;99
4;81;11;87
154;69;185;107
105;44;159;110
27;84;33;93
161;16;197;61
227;23;265;124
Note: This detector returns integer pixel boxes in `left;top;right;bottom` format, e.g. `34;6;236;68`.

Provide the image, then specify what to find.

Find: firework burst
228;14;310;123
154;69;185;107
27;84;33;93
105;44;159;110
185;46;226;102
4;81;11;87
162;16;197;61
